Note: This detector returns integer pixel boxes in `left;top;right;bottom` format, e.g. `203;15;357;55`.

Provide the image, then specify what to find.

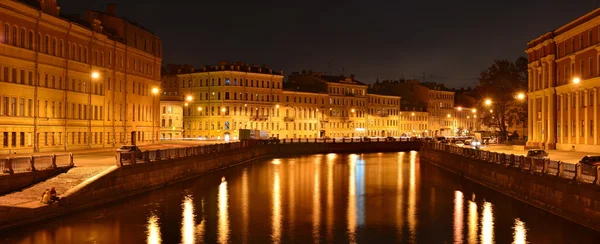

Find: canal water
2;152;598;243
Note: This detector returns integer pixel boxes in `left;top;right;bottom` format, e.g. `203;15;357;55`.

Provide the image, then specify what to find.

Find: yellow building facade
367;94;400;137
0;1;161;153
400;111;429;136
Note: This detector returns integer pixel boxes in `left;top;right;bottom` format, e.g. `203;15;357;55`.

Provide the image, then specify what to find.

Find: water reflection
241;168;249;244
468;200;478;244
4;152;599;244
218;178;229;244
272;163;282;244
146;213;162;244
481;201;494;244
513;218;527;244
347;155;357;243
181;195;195;244
326;153;335;242
396;152;404;240
408;151;418;242
454;191;464;244
313;157;321;242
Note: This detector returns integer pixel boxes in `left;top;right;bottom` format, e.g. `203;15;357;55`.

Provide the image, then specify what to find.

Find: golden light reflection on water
468;201;478;244
197;198;206;243
396;152;404;240
513;218;527;244
481;201;494;244
347;155;357;244
453;191;464;244
146;213;162;244
288;162;296;240
326;153;334;242
241;168;249;244
408;151;418;242
272;164;282;244
181;195;195;244
217;178;229;244
312;158;321;243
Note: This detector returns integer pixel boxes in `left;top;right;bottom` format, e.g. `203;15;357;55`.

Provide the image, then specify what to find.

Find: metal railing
422;142;600;186
0;153;74;175
115;139;422;166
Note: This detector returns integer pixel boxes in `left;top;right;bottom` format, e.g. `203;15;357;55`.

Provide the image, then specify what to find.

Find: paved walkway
482;145;600;164
0;166;110;207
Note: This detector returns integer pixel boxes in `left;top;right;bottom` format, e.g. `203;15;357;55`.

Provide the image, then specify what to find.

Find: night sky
58;0;600;88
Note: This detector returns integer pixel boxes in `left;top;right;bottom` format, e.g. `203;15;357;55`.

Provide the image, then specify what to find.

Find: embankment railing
421;142;600;186
0;153;74;175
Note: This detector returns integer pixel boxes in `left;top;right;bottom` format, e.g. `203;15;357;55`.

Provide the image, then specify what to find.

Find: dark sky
58;0;600;88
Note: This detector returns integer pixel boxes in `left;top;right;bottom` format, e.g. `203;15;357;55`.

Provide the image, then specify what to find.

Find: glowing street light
351;108;355;113
489;109;493;113
276;104;280;109
484;99;492;106
447;114;451;118
573;77;581;84
457;106;462;111
197;107;202;111
411;112;415;116
91;71;100;80
184;103;189;107
186;95;193;102
472;108;477;113
221;107;226;112
151;87;159;94
516;93;525;100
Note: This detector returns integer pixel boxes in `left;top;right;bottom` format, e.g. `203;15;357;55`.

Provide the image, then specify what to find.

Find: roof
319;74;367;86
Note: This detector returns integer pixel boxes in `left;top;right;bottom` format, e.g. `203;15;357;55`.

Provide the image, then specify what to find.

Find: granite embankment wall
0;167;71;195
420;144;600;231
0;140;420;231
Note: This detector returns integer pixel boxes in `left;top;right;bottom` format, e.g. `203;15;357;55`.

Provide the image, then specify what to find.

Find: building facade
366;94;400;137
0;1;162;153
526;8;600;152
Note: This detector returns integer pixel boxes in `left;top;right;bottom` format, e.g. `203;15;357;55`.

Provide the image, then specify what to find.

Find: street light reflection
181;195;195;244
347;155;357;244
241;168;249;243
513;218;527;244
146;213;162;244
271;165;281;244
217;178;229;244
312;157;321;242
454;191;464;244
468;200;478;244
326;153;335;242
480;201;494;244
408;151;418;242
396;152;404;240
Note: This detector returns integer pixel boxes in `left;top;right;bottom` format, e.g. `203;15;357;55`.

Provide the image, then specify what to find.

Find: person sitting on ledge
49;187;59;203
41;189;50;204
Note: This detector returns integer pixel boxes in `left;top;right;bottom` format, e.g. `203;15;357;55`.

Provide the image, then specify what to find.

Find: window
582;120;585;137
591;120;594;137
225;78;230;85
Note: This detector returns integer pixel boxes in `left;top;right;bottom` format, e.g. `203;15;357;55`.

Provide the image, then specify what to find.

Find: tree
476;57;528;142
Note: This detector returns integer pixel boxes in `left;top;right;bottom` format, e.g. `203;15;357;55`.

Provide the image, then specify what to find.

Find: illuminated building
0;1;161;152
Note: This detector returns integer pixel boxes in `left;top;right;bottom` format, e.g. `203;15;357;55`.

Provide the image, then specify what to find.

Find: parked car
117;145;143;159
579;155;600;166
454;141;465;147
363;137;371;142
526;149;549;159
267;137;280;144
386;136;396;142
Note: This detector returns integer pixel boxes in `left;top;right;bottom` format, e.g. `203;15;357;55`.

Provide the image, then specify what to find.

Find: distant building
0;1;162;153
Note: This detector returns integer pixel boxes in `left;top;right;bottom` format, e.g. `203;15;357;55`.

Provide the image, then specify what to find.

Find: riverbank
0;140;420;231
420;143;600;231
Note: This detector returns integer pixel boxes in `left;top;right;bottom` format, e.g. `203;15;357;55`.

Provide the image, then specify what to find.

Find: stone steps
0;166;110;206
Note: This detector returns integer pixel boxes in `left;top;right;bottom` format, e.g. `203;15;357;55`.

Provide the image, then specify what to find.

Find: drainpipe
33;10;42;152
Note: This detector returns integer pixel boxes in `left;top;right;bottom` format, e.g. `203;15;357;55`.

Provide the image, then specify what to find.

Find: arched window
83;47;87;63
78;45;82;61
12;26;17;45
51;37;56;56
58;40;63;57
37;33;41;52
28;31;33;50
71;43;76;59
2;23;8;44
44;35;49;53
19;28;25;48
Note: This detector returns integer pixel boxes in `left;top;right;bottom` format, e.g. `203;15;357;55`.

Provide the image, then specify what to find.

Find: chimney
107;3;117;16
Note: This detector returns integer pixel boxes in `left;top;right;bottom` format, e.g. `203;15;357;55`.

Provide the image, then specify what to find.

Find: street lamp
186;95;193;102
472;108;477;113
516;92;525;100
88;71;101;148
151;87;159;143
197;107;202;111
484;99;492;106
573;77;581;84
457;106;462;111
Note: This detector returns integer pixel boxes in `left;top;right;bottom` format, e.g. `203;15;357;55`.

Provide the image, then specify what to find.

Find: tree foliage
476;57;528;141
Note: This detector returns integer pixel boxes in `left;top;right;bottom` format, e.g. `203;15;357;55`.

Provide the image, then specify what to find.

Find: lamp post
151;87;159;143
88;71;100;148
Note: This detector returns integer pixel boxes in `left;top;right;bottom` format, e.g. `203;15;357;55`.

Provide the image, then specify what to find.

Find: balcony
345;92;356;97
319;119;329;123
284;116;295;122
250;115;269;121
